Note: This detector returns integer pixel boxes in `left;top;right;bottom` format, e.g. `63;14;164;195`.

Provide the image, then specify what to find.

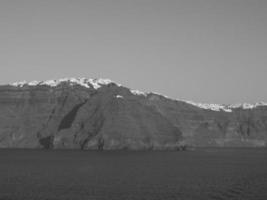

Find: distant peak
129;90;267;112
184;101;267;112
10;78;120;89
228;102;267;110
8;78;267;112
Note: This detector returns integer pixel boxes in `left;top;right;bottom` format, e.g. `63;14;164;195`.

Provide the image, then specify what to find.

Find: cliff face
146;95;267;147
0;79;266;149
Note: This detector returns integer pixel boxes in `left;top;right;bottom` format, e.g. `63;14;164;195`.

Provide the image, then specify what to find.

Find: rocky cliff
0;78;266;149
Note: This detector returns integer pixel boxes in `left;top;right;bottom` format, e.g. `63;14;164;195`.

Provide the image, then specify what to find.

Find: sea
0;148;266;200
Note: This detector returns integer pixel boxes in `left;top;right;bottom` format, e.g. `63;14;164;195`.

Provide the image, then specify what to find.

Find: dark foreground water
0;149;266;200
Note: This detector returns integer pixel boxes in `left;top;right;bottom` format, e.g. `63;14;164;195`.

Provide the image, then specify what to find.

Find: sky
0;0;267;104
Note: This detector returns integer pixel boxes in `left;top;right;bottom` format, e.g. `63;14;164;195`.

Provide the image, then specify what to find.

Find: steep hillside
0;78;266;149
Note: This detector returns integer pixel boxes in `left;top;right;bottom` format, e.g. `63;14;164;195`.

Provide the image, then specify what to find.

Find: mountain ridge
0;77;266;149
7;77;267;112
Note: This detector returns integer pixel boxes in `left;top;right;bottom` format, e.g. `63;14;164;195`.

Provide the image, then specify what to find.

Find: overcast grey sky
0;0;266;104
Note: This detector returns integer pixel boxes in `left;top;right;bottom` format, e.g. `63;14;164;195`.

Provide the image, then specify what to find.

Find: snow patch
10;78;117;89
184;101;267;112
11;81;27;87
228;102;267;109
115;95;124;99
87;78;113;89
185;101;232;112
130;90;147;96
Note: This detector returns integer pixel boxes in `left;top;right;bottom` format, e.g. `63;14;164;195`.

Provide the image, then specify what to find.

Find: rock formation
0;78;266;149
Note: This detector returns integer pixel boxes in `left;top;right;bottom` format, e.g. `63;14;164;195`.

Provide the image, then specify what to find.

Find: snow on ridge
12;81;27;87
150;92;169;99
228;102;267;109
229;103;254;109
130;90;168;97
9;78;267;112
185;101;232;112
87;78;114;89
130;89;147;96
255;102;267;107
10;78;117;89
184;101;267;112
129;89;267;112
28;80;40;86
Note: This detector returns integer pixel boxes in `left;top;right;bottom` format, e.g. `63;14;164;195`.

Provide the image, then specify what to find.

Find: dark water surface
0;148;266;200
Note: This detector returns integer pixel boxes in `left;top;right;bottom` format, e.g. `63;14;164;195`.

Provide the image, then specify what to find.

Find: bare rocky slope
0;78;266;149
